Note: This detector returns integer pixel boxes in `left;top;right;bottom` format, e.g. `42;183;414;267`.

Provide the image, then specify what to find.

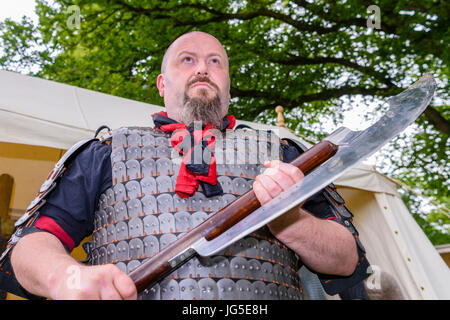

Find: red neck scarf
152;111;236;198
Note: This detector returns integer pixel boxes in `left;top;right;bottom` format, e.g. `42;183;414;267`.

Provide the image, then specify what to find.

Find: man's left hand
252;160;305;235
253;159;358;276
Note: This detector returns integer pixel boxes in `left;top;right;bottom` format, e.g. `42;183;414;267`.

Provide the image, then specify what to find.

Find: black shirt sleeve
0;139;112;299
37;140;112;248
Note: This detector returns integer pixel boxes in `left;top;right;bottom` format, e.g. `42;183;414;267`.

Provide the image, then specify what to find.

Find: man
0;31;369;300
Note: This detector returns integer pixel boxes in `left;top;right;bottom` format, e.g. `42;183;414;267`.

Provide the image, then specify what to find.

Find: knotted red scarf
152;111;236;198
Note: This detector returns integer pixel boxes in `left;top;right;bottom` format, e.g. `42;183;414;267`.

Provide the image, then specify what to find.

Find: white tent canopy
1;70;449;299
0;70;163;150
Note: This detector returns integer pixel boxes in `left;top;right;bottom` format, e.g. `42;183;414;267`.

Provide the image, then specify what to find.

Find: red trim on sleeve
326;216;336;220
34;216;76;251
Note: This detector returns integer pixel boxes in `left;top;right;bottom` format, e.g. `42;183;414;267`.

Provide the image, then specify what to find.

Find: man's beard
179;91;224;128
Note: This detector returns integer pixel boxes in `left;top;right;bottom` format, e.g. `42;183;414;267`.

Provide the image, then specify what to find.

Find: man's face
157;32;231;126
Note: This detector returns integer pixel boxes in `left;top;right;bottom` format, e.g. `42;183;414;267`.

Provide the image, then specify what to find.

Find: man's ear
157;74;165;97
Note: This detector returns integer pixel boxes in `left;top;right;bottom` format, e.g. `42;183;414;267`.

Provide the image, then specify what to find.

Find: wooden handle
203;139;338;240
290;140;339;175
129;139;338;292
132;255;172;293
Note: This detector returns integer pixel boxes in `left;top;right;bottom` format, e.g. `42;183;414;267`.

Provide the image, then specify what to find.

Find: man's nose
195;59;208;75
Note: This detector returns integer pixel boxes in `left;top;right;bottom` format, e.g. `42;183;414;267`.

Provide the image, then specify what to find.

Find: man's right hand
49;263;138;300
11;231;137;300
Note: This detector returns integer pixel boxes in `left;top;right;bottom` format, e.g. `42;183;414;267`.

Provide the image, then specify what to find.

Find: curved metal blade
194;73;436;256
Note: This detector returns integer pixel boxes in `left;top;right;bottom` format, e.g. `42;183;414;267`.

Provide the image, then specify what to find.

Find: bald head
161;31;229;74
156;31;231;126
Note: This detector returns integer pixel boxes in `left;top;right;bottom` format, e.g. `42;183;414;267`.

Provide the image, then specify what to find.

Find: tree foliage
1;0;449;242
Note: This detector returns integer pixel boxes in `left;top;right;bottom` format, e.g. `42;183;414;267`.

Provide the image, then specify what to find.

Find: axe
129;73;436;293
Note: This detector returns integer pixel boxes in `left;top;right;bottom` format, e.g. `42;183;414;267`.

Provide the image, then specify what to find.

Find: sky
0;0;39;23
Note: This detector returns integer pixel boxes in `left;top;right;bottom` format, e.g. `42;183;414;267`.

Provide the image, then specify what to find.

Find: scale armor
91;127;304;300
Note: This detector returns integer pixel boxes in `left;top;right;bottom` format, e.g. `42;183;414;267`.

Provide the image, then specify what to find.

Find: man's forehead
162;32;228;70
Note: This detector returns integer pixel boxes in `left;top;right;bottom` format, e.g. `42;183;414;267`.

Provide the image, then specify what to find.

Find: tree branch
292;0;398;34
231;85;393;119
423;106;450;136
113;1;345;34
252;49;396;88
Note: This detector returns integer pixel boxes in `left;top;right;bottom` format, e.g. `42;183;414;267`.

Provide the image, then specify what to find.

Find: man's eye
183;57;193;63
210;58;220;64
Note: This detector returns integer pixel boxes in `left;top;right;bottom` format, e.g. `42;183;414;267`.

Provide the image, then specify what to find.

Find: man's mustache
186;76;219;92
